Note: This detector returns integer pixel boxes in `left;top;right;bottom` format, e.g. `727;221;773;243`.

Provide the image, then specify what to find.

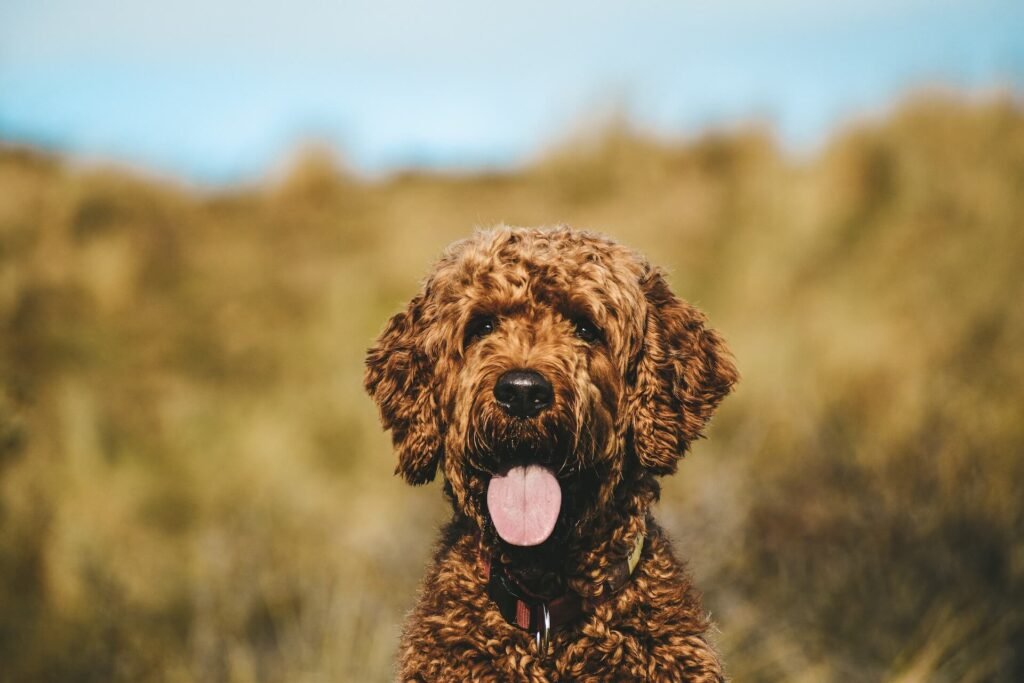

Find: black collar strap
481;534;645;653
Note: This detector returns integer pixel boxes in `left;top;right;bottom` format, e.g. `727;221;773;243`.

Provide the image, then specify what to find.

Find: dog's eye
574;317;602;344
464;315;497;346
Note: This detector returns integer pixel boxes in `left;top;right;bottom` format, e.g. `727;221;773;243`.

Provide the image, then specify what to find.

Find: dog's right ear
364;293;442;485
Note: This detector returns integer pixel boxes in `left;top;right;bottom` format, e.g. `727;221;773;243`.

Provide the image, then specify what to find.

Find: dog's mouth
486;464;562;546
467;415;593;550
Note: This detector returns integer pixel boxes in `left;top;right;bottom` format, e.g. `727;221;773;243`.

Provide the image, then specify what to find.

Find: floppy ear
364;293;442;485
629;268;738;475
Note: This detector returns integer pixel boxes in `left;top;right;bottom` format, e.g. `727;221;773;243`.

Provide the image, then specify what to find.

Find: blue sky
1;1;1022;183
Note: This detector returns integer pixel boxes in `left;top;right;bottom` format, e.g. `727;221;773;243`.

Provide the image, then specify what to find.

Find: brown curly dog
365;226;737;682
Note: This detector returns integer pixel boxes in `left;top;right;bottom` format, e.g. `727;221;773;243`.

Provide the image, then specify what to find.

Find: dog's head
365;226;737;551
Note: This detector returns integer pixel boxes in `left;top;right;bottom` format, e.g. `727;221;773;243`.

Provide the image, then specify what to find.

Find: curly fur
365;226;738;681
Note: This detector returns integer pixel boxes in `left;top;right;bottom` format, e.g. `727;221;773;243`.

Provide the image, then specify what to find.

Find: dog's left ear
364;293;443;485
628;268;738;475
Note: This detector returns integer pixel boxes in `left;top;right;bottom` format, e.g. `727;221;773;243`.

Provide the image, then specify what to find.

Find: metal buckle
534;602;551;657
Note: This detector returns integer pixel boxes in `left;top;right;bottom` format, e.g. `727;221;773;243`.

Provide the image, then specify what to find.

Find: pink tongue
487;465;562;546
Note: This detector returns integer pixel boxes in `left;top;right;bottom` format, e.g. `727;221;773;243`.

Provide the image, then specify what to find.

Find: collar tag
626;533;644;575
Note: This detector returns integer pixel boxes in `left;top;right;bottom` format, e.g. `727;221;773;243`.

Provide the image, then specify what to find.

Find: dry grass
1;93;1022;682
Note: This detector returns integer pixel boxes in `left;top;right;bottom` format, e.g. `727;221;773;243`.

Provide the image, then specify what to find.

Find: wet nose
493;370;554;418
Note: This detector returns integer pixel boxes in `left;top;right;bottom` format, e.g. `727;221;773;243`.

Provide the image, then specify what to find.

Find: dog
365;226;737;681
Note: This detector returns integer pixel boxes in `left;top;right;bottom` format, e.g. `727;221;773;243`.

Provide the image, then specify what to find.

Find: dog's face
365;227;736;550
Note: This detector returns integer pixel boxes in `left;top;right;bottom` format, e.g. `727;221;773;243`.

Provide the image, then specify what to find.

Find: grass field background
1;94;1022;681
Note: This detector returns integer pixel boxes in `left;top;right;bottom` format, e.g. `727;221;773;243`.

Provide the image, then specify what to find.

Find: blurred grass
1;93;1022;682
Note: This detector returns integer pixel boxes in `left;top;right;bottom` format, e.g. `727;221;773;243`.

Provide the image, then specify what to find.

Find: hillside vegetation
1;94;1022;682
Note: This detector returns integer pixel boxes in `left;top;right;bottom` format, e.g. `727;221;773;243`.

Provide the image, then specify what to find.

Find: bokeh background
2;2;1023;681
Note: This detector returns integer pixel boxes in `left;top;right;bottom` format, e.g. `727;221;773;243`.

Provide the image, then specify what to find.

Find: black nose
493;370;554;418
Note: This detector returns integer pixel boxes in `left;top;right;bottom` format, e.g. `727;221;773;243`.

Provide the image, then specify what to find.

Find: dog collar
481;533;645;655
